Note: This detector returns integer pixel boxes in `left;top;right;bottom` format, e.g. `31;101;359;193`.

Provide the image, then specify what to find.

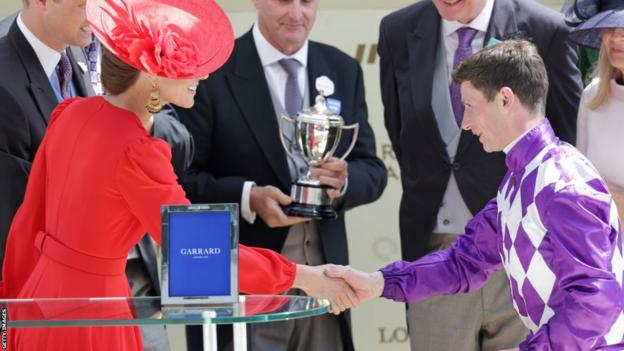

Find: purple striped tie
450;27;478;127
86;39;102;94
58;51;73;100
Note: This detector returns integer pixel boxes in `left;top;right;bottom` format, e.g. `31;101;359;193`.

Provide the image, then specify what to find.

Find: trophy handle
279;114;299;160
336;123;359;161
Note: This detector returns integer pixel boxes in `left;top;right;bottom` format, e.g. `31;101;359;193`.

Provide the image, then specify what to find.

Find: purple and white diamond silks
380;119;624;350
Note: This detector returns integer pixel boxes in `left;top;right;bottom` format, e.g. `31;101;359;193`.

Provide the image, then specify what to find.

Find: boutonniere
77;61;88;73
487;30;530;47
486;37;502;47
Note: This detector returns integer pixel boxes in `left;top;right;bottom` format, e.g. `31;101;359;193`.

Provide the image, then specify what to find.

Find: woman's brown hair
101;47;141;95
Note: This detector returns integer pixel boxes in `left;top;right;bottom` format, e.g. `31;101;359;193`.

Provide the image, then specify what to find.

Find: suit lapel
8;22;57;125
456;0;518;159
67;46;95;97
407;4;448;151
306;42;337;107
484;0;519;45
226;31;291;189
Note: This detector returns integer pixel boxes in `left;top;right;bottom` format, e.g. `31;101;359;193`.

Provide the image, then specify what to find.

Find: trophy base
283;203;337;220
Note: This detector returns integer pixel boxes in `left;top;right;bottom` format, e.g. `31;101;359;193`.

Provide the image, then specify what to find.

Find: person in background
328;39;624;351
0;0;358;350
176;0;387;350
563;0;622;85
0;0;94;278
377;0;582;349
571;7;624;221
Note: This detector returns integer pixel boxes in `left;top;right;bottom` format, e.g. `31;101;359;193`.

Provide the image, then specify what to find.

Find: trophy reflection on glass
279;76;359;219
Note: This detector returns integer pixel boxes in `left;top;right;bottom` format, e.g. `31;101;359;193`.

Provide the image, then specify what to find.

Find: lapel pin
77;62;88;73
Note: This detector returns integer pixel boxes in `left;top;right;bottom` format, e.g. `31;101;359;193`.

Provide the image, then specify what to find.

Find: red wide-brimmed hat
87;0;234;79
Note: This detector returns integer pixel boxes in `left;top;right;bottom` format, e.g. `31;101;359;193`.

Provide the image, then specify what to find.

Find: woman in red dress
0;0;358;349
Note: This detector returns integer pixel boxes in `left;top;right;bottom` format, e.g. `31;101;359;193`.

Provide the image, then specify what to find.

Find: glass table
0;295;330;351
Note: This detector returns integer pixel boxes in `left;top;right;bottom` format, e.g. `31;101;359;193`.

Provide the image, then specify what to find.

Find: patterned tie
450;27;478;127
278;58;303;117
57;51;73;100
85;38;103;95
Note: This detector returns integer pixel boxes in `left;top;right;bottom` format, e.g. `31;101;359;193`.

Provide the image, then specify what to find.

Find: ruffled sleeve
239;245;295;294
116;137;189;245
116;138;295;294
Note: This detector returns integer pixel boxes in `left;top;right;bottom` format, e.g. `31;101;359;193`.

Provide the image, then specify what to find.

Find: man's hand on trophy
324;265;384;304
293;264;360;315
309;157;348;198
250;185;310;227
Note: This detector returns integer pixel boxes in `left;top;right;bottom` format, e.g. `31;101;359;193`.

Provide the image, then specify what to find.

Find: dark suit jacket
0;20;93;271
147;105;194;295
176;30;387;351
378;0;583;262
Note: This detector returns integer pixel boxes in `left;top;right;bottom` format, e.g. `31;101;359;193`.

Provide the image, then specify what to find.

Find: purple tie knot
279;58;301;78
278;58;303;117
456;27;478;50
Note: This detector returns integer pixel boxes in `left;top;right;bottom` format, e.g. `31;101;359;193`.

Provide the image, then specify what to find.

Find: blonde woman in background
571;6;624;219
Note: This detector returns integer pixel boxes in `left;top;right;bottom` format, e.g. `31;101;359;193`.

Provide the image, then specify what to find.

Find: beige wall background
0;1;565;350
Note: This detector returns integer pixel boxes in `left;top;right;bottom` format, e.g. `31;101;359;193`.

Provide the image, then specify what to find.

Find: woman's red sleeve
239;245;295;294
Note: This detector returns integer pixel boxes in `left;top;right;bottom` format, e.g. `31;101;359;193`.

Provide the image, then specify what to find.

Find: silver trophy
279;76;359;219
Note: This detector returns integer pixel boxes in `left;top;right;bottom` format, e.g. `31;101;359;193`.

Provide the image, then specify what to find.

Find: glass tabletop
0;295;330;328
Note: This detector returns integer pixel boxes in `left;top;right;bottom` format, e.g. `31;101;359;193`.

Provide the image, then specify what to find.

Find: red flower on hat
96;0;200;78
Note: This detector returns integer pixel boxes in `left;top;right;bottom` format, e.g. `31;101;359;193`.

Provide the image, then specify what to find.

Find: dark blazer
0;20;93;270
378;0;583;262
176;30;387;351
139;105;194;296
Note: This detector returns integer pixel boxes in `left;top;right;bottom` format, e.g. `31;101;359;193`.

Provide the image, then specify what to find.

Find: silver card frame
161;203;239;305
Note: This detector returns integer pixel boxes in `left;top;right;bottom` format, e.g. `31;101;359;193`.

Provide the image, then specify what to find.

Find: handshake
292;264;386;315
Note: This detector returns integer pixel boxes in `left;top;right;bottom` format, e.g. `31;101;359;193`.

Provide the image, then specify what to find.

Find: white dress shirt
241;23;310;224
16;14;77;102
16;14;62;79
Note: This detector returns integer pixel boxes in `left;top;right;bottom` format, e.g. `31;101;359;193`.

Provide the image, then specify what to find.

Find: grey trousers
126;258;171;351
248;311;343;351
236;287;342;351
407;234;528;351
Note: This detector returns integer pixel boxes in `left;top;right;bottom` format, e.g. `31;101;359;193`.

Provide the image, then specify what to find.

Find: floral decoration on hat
87;0;234;79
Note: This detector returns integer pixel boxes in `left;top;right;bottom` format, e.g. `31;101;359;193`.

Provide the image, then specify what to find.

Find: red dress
0;97;296;350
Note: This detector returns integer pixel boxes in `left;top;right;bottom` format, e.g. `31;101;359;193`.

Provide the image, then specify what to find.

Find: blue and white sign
161;204;239;305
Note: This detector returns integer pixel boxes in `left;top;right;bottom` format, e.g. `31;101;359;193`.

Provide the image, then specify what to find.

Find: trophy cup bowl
279;78;359;219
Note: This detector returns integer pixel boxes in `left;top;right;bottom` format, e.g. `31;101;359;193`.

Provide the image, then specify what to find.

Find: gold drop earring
145;80;164;113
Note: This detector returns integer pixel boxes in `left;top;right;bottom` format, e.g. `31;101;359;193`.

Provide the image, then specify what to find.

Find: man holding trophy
175;0;387;350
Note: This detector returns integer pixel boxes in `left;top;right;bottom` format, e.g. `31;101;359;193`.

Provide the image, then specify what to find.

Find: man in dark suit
176;0;386;350
0;2;193;350
377;0;583;349
0;0;94;272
